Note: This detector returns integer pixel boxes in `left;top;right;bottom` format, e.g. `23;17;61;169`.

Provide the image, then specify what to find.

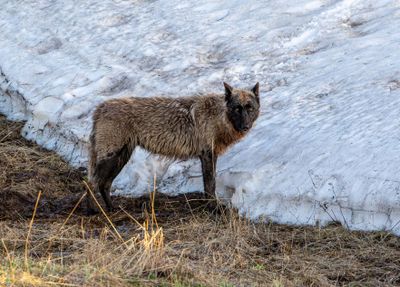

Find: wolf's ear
252;82;260;101
223;82;233;102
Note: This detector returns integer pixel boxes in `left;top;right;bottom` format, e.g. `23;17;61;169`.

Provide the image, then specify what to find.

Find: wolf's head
223;82;260;133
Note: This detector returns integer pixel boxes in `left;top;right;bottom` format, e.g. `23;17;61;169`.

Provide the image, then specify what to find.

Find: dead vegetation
0;114;400;286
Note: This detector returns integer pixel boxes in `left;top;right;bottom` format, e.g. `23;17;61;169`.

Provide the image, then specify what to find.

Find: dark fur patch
91;144;132;210
225;84;260;132
199;149;217;198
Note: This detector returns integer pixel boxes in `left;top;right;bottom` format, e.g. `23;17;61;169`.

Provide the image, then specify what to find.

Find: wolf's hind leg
92;144;134;211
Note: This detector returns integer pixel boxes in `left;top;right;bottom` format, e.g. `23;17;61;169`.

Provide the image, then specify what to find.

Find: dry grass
0;114;400;287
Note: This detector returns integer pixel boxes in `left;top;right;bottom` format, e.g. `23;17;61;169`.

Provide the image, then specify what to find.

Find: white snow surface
1;0;400;233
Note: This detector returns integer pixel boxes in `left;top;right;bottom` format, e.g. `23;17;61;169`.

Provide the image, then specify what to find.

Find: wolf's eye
245;104;254;112
234;107;241;113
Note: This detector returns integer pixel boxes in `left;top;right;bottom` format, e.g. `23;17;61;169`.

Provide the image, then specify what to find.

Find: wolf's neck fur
192;94;246;155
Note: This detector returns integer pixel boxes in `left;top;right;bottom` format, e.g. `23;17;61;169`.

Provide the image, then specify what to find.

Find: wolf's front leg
199;149;217;200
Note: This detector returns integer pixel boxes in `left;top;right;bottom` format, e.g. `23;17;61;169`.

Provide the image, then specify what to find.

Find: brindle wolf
88;82;260;211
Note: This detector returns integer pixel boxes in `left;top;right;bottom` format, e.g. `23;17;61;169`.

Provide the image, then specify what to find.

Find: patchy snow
1;0;400;233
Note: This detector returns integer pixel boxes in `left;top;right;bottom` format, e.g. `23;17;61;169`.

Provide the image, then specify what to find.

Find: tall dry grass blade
60;192;87;230
151;173;158;229
1;238;13;279
183;193;196;218
120;206;143;229
121;198;164;252
0;131;13;143
80;217;85;239
83;181;126;247
44;192;87;255
25;190;42;270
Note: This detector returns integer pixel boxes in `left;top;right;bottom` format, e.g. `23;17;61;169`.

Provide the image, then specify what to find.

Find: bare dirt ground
1;114;400;287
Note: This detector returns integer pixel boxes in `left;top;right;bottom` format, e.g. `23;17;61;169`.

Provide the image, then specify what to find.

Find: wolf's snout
242;125;250;132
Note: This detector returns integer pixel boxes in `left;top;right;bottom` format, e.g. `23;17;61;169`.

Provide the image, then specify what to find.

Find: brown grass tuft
0;114;400;286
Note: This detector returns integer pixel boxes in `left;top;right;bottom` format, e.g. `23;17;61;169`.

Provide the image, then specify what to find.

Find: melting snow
1;0;400;233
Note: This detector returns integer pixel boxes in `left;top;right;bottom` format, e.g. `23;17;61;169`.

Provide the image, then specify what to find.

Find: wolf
88;82;260;211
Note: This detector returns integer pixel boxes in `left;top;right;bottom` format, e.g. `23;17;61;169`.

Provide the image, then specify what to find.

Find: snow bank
1;0;400;233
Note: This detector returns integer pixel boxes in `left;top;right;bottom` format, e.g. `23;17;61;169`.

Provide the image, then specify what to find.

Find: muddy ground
1;114;400;287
